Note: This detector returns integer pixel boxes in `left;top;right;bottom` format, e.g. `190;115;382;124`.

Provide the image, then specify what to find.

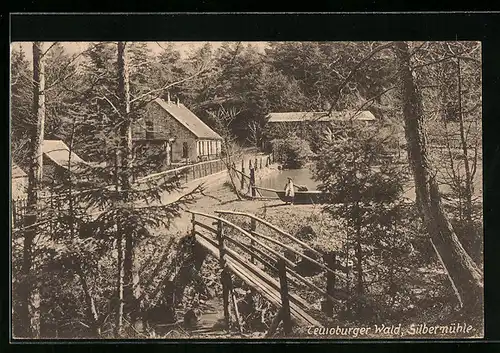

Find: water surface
257;167;319;197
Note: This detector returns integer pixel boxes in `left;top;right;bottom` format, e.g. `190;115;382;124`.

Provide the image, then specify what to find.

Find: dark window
182;142;189;159
145;120;154;139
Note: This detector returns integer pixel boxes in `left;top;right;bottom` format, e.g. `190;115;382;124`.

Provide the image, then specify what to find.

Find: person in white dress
284;177;295;205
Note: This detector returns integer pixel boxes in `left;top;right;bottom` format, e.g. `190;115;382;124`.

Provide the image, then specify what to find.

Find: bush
271;136;313;169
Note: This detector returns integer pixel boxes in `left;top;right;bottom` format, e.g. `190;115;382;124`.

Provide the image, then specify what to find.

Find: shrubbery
271;135;314;169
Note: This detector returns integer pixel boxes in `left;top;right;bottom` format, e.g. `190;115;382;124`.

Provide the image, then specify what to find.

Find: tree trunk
456;57;478;260
222;140;242;200
114;232;124;337
76;264;100;337
15;41;45;338
354;203;364;296
67;114;77;239
117;42;141;323
394;41;483;312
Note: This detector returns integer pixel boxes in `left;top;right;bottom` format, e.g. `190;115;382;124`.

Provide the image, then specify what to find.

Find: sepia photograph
10;40;483;340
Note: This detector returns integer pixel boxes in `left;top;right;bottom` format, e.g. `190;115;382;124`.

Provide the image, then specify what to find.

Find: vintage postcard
10;40;483;339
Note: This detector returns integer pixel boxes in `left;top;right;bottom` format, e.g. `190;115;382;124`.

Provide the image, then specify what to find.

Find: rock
143;303;176;325
295;225;317;241
284;249;297;263
183;308;201;328
294;249;323;277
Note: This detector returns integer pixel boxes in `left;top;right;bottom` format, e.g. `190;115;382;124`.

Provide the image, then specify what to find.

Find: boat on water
275;190;324;204
255;186;324;204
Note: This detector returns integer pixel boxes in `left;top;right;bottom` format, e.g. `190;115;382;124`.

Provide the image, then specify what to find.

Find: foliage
271;136;314;169
313;122;431;319
11;42;206;338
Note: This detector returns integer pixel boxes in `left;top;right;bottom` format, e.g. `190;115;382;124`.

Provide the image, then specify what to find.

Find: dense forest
11;41;482;338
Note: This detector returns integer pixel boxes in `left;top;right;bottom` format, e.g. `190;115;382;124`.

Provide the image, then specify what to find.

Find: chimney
167;92;171;104
176;97;180;107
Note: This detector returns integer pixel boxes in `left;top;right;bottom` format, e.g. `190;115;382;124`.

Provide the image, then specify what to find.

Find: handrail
215;210;323;259
137;158;223;182
251;230;347;282
189;211;297;267
194;230;324;309
194;225;311;298
190;211;346;305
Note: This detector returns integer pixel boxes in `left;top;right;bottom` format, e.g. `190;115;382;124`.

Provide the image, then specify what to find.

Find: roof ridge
154;98;222;140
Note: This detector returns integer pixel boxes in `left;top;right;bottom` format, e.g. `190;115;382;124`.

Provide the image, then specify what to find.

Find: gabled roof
12;163;27;178
42;140;88;170
154;98;222;140
267;110;376;123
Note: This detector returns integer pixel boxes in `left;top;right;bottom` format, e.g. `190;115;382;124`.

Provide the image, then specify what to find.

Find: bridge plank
195;234;321;327
195;231;310;309
227;262;321;327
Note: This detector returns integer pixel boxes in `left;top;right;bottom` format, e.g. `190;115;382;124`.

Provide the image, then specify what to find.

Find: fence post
191;213;196;238
266;155;269;167
322;251;336;317
250;218;257;265
217;219;231;330
241;160;245;190
250;167;256;198
12;200;16;228
209;160;213;175
260;157;263;170
277;258;292;335
254;157;258;171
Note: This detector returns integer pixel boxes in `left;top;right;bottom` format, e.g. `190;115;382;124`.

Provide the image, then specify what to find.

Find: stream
256;166;319;197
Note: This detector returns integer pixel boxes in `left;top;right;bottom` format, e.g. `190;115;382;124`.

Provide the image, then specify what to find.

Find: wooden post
322;251;336;317
209;160;213;175
277;258;292;335
230;287;243;333
191;213;196;238
241;160;245;190
250;167;256;198
250;218;257;264
12;200;16;229
217;219;231;330
192;165;196;180
260;157;263;170
266;156;269;167
254;157;258;171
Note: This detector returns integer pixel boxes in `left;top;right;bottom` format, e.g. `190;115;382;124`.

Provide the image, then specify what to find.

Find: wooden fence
137;153;275;185
11;192;69;231
11;153;276;231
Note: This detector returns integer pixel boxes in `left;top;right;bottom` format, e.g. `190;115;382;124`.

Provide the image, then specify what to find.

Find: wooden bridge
188;209;350;337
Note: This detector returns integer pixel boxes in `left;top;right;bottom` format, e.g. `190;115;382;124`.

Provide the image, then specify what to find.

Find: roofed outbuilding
266;110;376;123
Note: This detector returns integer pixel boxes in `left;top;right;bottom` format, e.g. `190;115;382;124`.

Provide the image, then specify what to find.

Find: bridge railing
187;209;349;334
214;210;349;316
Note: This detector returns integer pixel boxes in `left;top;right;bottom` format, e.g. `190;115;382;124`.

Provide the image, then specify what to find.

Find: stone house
133;97;223;165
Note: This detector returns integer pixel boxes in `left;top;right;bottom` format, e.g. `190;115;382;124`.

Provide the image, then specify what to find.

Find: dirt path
162;163;305;235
